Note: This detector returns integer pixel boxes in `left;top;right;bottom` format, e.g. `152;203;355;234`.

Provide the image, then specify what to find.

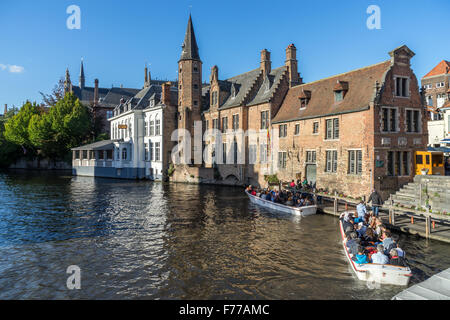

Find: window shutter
333;151;338;172
333;118;339;139
357;150;362;174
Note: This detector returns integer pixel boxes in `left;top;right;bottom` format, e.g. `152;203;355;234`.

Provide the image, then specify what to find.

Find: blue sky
1;0;449;109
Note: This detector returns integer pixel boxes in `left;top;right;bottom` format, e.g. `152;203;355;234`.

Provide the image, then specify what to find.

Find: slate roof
100;87;141;108
272;60;392;124
71;139;117;151
180;15;200;62
113;84;178;116
202;66;288;112
422;60;450;79
72;86;109;105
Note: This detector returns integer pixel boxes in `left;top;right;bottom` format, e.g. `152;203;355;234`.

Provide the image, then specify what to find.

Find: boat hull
246;191;317;216
339;215;411;286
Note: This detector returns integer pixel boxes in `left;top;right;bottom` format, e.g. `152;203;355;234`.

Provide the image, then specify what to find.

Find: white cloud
8;65;24;73
0;64;25;73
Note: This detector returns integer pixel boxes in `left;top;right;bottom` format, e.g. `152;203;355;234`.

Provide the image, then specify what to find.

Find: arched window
122;148;127;160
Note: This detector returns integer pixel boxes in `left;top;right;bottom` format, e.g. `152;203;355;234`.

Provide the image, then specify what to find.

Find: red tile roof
422;60;450;79
272;60;391;123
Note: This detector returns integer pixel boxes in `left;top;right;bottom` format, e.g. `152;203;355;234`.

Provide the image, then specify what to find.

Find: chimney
260;49;271;76
162;82;171;105
285;44;301;87
94;79;99;106
145;65;148;87
4;104;7;115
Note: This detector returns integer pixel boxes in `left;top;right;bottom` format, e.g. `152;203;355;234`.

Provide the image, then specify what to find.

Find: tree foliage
29;93;91;160
39;77;65;106
4;101;40;150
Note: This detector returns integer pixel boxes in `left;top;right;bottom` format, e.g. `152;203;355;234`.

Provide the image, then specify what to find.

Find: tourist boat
246;191;317;216
339;212;412;286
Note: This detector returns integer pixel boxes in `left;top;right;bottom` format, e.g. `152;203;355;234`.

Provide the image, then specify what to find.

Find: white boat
246;191;317;216
339;213;412;286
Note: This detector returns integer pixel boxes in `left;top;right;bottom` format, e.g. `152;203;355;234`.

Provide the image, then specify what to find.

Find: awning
71;139;120;151
427;146;450;153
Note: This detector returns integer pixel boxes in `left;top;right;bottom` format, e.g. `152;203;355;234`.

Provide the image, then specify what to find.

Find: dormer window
231;83;238;99
298;90;311;110
212;91;218;106
333;81;348;102
394;76;409;97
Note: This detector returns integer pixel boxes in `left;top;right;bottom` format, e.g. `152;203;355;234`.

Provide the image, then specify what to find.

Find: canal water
0;171;449;299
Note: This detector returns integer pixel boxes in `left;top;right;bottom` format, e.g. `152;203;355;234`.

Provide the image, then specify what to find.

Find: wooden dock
314;192;450;244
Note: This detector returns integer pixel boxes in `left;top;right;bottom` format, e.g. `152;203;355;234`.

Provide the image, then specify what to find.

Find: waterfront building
72;80;178;180
421;60;450;149
272;45;427;199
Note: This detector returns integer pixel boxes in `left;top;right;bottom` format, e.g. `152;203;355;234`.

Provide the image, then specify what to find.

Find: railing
312;191;450;239
73;159;114;167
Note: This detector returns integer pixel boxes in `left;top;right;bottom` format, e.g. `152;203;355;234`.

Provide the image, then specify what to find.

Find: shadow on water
0;171;449;299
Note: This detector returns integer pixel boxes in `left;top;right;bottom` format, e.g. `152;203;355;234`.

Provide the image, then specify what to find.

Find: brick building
421;60;450;147
272;45;427;199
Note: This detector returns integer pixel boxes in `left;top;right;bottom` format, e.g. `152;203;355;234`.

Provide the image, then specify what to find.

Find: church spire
179;14;200;62
79;58;85;89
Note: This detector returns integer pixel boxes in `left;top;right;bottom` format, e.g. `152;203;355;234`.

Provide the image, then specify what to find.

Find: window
415;154;423;165
306;151;316;163
406;109;420;133
155;119;161;135
75;151;80;159
232;114;239;130
325;150;338;173
106;111;113;119
155;142;161;161
300;98;308;109
222;143;227;163
150;120;155;136
348;150;362;175
313;122;319;134
204;120;209;130
149;142;154;161
279;124;287;138
260;144;268;163
212;118;219;130
334;91;343;102
261;111;269;130
144;121;148;136
388;151;410;176
249;145;257;164
221;117;228;132
325;118;339;140
294;124;300;135
436;82;445;88
395;76;409;97
381;107;397;132
193;67;198;72
424;84;432;90
278;152;287;169
122;148;127;161
194;100;198;106
144;143;149;161
233;141;238;164
212;91;218;106
193;84;198;89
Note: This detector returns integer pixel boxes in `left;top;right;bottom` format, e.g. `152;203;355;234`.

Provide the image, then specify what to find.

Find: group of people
341;201;407;267
246;185;315;207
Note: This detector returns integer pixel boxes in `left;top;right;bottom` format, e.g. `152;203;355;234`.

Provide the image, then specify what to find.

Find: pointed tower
64;68;72;94
79;59;85;89
178;15;202;140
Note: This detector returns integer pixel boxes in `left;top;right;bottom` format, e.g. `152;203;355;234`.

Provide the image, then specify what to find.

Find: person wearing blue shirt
352;246;368;264
371;244;390;264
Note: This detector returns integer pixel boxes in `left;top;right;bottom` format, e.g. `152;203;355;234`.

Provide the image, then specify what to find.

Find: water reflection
0;171;449;299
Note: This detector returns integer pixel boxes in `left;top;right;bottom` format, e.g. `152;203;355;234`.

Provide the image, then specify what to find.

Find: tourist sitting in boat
389;249;407;266
355;222;367;238
285;196;294;206
346;232;361;256
381;230;396;255
362;227;377;245
352;246;369;264
371;244;390;264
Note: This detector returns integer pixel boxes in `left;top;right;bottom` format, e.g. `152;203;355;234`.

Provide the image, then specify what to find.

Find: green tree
4;101;40;153
0;107;22;167
29;93;91;160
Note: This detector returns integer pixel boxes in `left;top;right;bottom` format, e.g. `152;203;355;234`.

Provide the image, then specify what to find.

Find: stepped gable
272;60;392;123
